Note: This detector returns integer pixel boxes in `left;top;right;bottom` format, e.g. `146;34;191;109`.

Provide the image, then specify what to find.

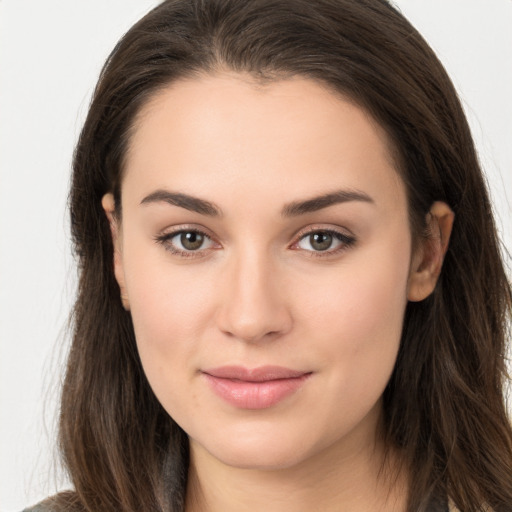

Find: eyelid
154;223;357;259
289;225;357;257
154;224;220;258
292;223;356;241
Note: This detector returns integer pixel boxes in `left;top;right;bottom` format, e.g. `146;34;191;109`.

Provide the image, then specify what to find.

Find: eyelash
154;226;356;259
154;227;215;259
292;228;356;258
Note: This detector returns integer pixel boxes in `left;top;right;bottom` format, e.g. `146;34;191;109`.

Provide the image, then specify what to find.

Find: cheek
297;237;411;384
129;272;212;350
119;236;218;380
122;256;217;421
305;241;408;308
283;239;411;442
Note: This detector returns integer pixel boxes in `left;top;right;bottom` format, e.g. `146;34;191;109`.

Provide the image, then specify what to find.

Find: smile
201;366;312;410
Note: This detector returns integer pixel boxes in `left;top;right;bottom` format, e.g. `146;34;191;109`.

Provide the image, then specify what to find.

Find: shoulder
22;505;55;512
22;492;83;512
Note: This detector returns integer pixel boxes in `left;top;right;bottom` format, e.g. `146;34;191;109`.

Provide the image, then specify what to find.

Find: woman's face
106;73;420;471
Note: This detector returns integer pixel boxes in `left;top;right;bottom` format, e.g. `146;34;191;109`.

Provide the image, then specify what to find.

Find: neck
185;425;408;512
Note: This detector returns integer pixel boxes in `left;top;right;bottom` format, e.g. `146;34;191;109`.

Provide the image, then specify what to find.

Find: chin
193;423;326;472
212;443;310;471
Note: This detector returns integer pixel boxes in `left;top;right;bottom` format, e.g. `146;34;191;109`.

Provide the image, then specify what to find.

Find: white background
1;1;511;510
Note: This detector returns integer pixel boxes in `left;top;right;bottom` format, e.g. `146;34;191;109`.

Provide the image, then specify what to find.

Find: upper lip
202;365;310;382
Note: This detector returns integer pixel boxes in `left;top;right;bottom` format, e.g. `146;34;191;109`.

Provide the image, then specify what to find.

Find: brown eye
180;231;205;250
296;229;356;255
308;232;333;251
156;229;216;257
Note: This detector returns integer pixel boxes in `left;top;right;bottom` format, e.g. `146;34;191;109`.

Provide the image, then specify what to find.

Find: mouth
201;365;312;410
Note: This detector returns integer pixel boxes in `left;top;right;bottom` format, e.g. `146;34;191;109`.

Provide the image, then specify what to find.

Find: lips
202;365;311;409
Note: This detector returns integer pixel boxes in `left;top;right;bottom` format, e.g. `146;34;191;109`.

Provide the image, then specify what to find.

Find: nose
215;249;293;343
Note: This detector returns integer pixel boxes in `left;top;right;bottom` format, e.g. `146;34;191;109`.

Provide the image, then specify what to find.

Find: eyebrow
281;189;374;217
140;188;374;217
140;190;221;216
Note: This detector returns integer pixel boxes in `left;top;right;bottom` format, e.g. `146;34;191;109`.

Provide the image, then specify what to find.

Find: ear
407;201;455;302
101;193;130;310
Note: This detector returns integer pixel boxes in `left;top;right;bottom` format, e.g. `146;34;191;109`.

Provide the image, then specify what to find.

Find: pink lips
202;366;311;409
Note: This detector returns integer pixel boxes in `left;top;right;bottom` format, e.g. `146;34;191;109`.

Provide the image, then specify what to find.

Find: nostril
214;265;293;342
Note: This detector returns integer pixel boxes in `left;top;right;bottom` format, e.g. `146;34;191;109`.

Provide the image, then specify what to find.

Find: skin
102;73;454;512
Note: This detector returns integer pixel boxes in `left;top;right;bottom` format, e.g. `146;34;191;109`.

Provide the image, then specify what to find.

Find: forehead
122;73;406;215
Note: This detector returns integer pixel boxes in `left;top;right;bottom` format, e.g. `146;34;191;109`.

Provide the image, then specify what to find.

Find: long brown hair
53;1;512;511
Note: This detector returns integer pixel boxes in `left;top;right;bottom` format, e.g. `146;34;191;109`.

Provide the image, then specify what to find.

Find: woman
24;0;512;511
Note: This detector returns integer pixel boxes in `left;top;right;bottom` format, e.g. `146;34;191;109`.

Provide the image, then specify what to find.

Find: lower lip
203;373;311;410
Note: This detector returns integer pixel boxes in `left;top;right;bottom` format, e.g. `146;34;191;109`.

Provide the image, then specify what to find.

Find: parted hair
51;1;512;511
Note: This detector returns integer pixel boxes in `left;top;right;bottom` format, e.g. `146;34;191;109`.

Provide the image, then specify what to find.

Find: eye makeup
154;224;357;260
154;226;218;259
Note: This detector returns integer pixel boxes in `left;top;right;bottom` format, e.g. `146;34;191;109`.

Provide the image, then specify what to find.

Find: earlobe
407;201;455;302
101;193;130;311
